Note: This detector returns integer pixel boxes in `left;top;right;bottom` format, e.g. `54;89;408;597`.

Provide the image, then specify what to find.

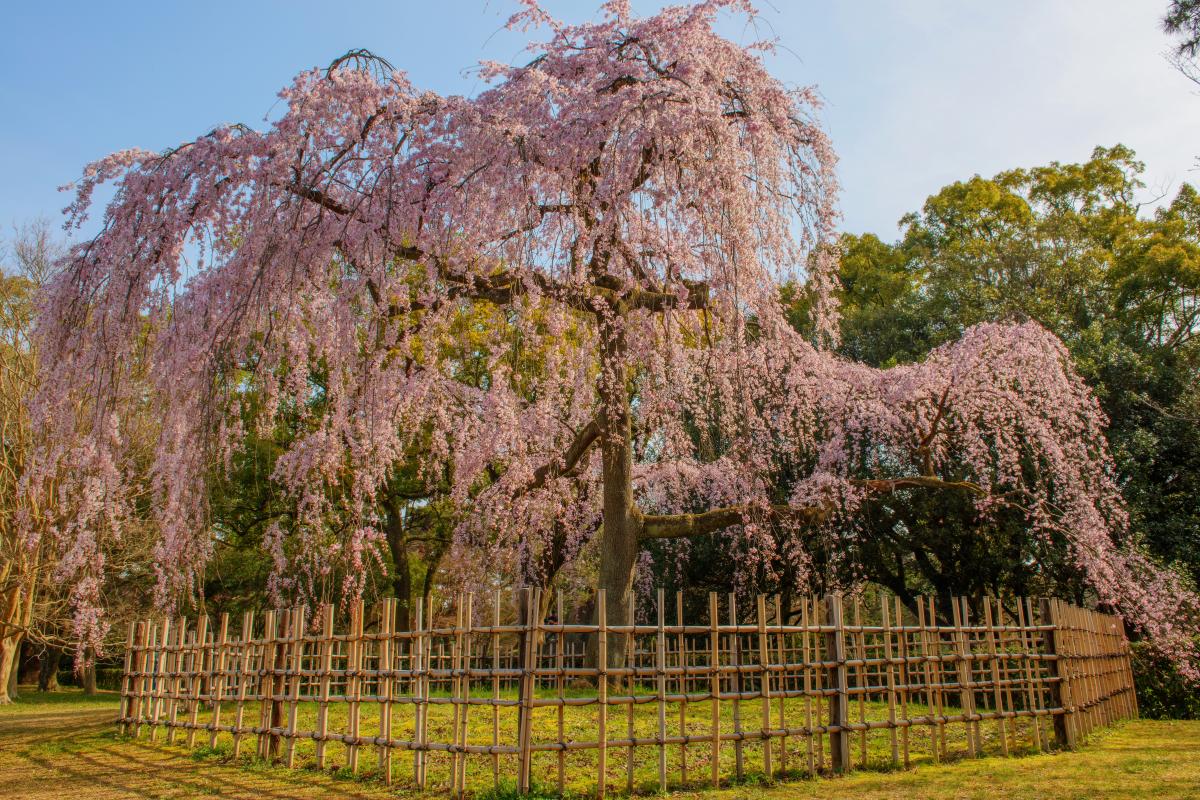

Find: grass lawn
1;687;1197;799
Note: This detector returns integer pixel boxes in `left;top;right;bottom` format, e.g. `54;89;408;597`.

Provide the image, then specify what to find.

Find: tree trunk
0;635;18;703
0;578;29;704
384;499;413;631
594;317;640;671
37;645;62;692
82;647;98;695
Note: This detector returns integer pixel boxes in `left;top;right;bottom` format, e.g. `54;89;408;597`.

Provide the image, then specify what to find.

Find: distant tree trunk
82;647;98;695
384;498;413;631
38;646;62;692
420;538;448;616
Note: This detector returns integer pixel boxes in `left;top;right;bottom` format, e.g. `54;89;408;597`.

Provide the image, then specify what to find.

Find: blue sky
1;1;1196;244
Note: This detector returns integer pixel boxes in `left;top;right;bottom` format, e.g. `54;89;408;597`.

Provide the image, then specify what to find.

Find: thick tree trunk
0;634;18;703
594;317;640;671
37;645;61;692
0;577;30;704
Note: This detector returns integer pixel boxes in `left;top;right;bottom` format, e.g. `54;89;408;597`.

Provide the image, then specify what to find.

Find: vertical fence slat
851;598;866;768
1042;598;1076;749
414;597;428;789
313;604;333;768
496;589;506;791
894;594;910;767
597;588;608;800
708;591;721;788
625;591;636;795
378;598;394;784
656;588;668;793
881;595;899;767
155;618;172;743
131;621;148;739
347;599;364;773
800;595;814;775
726;592;743;781
1014;598;1043;752
256;610;275;760
983;599;1009;756
187;615;208;749
676;590;688;786
450;593;464;798
825;593;850;773
120;621;137;736
232;611;253;759
756;593;772;780
284;606;305;768
210;613;230;750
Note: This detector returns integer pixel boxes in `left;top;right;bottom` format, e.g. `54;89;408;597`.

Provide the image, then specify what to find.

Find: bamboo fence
118;590;1137;797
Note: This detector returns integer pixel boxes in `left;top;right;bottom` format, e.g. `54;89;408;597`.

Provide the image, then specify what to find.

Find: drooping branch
639;504;828;540
638;475;986;541
519;417;602;496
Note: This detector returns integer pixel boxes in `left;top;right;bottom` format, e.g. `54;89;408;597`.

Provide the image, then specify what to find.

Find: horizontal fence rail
117;590;1137;797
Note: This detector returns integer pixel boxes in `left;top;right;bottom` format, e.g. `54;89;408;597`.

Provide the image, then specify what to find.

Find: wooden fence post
209;613;230;749
347;599;364;774
597;588;609;799
256;609;276;760
414;597;428;790
824;593;851;773
231;611;254;759
517;588;535;795
378;598;395;784
708;591;721;787
1041;599;1076;749
728;593;744;781
187;615;209;748
120;621;136;735
314;604;333;769
128;621;147;738
656;588;669;793
284;606;305;769
756;594;773;780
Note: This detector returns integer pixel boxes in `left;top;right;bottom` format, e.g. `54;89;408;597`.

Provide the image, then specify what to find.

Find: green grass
4;687;1198;799
122;683;1056;795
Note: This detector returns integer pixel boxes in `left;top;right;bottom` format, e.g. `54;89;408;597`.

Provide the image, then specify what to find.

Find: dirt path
0;695;396;799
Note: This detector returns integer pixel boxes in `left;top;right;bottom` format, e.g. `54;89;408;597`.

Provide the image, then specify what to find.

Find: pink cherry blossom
26;1;1197;677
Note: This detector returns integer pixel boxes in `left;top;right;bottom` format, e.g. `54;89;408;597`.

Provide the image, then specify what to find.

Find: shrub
1131;641;1200;719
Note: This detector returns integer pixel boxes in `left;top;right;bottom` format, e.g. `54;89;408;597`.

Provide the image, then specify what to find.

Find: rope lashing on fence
117;592;1137;797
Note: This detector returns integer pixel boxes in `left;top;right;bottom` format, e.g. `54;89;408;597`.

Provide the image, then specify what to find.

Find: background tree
1165;1;1200;89
1;221;159;701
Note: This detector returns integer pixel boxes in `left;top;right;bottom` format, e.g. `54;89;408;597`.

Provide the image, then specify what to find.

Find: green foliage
1131;641;1200;720
775;146;1200;711
791;146;1200;586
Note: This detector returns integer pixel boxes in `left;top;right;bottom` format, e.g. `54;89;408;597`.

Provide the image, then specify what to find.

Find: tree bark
0;578;30;704
82;647;98;695
384;498;413;631
595;317;640;670
37;645;61;692
0;635;18;703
